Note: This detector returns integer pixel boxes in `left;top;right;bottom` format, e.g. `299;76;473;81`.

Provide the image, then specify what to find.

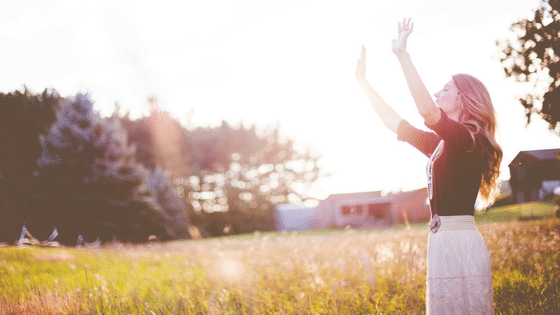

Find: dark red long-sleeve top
397;108;484;217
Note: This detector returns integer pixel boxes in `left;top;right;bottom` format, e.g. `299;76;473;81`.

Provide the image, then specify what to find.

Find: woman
356;19;501;314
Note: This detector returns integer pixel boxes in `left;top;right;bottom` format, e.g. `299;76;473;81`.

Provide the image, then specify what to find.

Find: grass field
0;202;558;314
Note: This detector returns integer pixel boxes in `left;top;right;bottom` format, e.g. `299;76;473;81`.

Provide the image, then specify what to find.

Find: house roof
318;187;427;206
327;191;383;201
276;204;316;211
509;149;559;166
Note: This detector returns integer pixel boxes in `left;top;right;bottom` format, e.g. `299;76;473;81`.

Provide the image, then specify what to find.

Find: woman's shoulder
430;115;475;153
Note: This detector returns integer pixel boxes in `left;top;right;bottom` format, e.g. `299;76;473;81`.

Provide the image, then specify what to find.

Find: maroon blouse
397;108;484;217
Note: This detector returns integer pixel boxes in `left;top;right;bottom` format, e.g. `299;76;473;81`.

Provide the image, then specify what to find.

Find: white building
274;204;317;231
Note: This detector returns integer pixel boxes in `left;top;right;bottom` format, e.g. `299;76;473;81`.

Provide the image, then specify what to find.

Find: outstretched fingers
392;18;414;55
356;45;367;80
406;18;414;34
400;18;414;35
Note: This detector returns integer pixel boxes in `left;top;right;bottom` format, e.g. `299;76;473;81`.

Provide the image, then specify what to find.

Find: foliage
1;87;320;242
34;94;184;244
146;167;192;240
117;104;191;177
183;121;322;237
0;217;558;314
497;0;560;133
0;88;60;242
120;110;323;237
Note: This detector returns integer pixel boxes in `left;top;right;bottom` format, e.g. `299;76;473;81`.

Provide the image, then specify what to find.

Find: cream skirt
426;215;494;314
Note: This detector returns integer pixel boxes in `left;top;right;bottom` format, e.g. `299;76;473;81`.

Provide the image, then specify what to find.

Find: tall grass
0;217;558;314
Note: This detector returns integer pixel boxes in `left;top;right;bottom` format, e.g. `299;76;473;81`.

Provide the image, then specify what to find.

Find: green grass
475;200;557;224
0;203;558;314
391;200;557;230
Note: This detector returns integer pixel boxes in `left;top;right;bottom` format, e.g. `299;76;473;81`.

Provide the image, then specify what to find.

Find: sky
1;0;559;200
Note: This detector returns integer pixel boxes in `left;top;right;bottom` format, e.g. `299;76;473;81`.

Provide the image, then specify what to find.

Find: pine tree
36;93;168;244
147;167;191;240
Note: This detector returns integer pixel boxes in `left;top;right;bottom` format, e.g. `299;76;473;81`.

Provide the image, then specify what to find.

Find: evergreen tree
36;94;170;244
146;167;192;240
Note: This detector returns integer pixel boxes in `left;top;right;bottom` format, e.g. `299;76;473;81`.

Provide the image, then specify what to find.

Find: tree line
0;89;322;245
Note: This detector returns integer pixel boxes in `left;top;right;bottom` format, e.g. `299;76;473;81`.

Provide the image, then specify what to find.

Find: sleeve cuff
397;119;412;142
424;108;446;130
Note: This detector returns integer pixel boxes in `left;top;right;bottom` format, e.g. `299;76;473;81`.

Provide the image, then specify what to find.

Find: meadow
0;202;558;314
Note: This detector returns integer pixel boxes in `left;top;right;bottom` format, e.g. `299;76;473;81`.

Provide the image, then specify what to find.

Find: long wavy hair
452;73;503;205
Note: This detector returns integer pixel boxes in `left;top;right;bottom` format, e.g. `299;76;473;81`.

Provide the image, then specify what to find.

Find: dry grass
0;217;558;314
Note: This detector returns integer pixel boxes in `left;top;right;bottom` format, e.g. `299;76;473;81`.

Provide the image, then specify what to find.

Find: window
368;203;390;219
341;204;363;215
355;204;363;214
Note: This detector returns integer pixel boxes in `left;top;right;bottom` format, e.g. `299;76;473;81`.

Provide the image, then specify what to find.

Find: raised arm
392;18;440;125
355;45;401;133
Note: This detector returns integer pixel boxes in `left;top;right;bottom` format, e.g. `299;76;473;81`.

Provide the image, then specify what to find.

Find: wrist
395;51;410;60
357;77;369;85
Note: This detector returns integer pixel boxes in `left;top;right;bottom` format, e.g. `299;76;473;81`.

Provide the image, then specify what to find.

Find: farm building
313;188;430;229
509;148;560;204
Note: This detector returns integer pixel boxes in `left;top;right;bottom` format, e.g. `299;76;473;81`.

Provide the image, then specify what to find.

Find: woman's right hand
392;18;414;56
355;45;367;82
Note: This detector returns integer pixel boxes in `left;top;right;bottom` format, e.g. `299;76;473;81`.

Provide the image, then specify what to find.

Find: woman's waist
431;215;476;231
430;203;475;217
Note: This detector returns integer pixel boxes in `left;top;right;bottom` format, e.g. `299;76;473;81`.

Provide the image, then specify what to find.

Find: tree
36;93;181;244
497;0;560;133
146;167;192;240
118;99;192;177
120;110;324;237
0;88;60;242
172;121;322;237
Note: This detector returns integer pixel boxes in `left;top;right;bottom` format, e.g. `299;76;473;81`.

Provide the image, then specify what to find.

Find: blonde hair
452;74;503;205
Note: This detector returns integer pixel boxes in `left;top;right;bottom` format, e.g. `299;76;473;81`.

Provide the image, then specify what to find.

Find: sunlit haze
1;0;558;200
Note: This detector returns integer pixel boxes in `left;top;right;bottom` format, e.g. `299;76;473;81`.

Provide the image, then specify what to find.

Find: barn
509;148;560;203
313;188;430;229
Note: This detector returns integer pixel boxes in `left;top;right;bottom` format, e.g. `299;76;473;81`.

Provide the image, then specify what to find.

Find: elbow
419;110;431;120
419;106;438;118
420;107;441;125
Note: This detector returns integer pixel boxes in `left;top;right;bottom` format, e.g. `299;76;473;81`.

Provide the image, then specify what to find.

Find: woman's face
434;80;461;119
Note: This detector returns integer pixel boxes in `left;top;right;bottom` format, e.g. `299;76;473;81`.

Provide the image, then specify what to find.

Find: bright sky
1;0;559;200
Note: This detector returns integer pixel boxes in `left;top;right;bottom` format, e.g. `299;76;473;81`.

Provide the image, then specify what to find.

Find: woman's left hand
392;18;414;56
355;45;367;82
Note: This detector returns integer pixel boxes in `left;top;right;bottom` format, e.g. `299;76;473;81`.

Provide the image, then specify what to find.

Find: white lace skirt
426;215;494;314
